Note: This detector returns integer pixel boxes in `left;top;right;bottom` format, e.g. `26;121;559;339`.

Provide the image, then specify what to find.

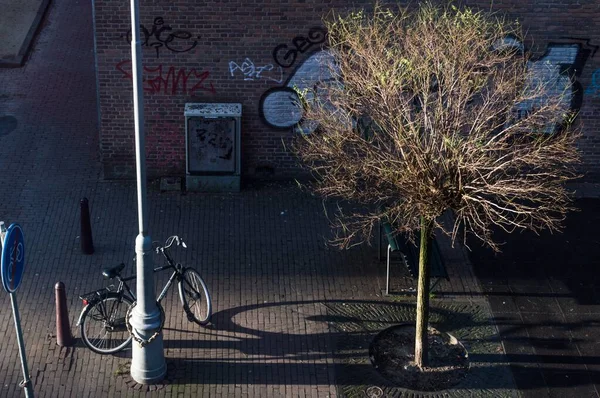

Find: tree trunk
414;216;433;369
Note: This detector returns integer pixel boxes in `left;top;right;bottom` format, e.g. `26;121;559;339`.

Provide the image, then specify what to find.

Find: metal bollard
55;282;74;347
80;198;94;255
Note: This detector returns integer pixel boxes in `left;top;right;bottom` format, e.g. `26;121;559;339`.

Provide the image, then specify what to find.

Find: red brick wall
94;0;600;180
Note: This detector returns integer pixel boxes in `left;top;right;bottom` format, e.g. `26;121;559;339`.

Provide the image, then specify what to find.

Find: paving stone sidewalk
470;198;600;398
326;299;517;398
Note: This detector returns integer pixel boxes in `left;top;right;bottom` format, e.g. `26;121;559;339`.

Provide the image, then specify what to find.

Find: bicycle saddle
102;263;126;279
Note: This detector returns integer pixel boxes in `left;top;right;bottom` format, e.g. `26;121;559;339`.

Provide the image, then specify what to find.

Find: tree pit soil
369;324;469;391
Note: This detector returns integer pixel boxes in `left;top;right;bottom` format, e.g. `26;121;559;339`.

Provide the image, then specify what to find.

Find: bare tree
292;3;580;369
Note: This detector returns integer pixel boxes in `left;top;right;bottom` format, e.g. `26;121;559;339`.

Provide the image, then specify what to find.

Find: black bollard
80;197;94;255
55;282;74;347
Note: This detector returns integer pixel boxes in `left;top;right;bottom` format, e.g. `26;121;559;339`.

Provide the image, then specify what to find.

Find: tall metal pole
128;0;166;384
10;294;33;397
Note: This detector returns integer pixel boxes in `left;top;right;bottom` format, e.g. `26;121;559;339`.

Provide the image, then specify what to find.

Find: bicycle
76;235;212;354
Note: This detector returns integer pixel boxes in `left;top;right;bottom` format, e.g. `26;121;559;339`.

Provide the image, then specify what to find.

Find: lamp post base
129;253;166;385
130;323;167;385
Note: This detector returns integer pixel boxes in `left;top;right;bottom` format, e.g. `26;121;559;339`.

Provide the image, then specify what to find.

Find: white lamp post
128;0;166;384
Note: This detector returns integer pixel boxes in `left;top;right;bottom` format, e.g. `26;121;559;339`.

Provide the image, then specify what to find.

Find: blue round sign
1;224;25;293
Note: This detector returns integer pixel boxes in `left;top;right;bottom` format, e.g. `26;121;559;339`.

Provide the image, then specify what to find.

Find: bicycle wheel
178;268;212;325
80;292;134;354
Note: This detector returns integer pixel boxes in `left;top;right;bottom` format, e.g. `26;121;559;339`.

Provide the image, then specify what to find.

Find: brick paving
326;299;517;397
2;0;598;397
469;198;600;398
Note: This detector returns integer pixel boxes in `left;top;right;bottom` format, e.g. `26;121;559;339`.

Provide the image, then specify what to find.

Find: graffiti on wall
260;34;596;134
259;50;338;133
512;38;597;124
122;17;200;59
187;117;235;173
146;115;184;171
116;60;216;95
273;27;328;68
229;58;284;83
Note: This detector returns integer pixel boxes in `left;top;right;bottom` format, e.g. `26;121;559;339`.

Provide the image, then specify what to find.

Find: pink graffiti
116;60;216;95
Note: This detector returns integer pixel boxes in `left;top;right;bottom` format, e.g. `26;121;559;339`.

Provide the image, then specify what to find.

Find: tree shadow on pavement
152;299;518;395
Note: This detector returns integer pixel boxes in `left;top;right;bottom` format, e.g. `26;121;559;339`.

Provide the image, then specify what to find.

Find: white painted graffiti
517;44;582;128
259;50;339;133
229;58;284;83
494;38;596;130
259;39;594;134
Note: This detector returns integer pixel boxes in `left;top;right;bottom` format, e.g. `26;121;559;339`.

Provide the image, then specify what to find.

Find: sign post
1;222;34;398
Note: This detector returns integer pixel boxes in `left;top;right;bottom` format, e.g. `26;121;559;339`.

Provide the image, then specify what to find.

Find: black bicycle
77;235;212;354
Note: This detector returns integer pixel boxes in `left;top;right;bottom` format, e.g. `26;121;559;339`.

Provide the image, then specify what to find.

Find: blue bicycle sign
1;224;25;293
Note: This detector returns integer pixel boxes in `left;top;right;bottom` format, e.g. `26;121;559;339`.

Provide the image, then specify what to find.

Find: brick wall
94;0;600;180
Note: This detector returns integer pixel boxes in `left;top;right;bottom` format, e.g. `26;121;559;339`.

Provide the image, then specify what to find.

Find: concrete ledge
186;175;240;192
159;177;182;192
0;0;51;67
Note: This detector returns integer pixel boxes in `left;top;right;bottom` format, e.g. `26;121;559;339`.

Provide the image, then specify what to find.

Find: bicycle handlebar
155;235;187;254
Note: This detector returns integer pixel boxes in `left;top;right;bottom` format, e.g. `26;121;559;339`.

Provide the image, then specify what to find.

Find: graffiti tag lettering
122;17;200;59
116;60;216;96
273;27;327;68
196;124;233;161
188;118;235;173
260;50;338;133
229;58;284;83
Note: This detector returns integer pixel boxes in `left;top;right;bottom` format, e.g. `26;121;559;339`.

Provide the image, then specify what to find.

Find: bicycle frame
76;234;212;355
77;247;184;326
119;248;184;304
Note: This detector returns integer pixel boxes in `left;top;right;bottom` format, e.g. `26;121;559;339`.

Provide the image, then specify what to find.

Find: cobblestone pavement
470;199;600;398
326;299;517;398
0;0;527;397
